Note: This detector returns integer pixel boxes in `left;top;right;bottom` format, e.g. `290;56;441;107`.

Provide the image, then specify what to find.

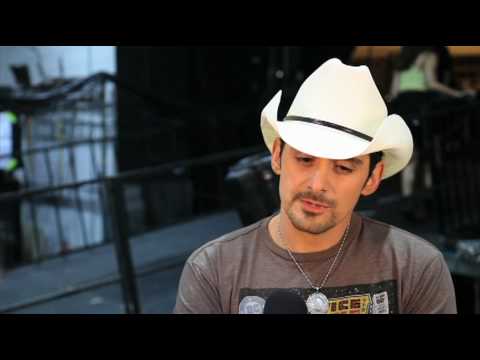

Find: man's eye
336;165;353;173
297;157;313;164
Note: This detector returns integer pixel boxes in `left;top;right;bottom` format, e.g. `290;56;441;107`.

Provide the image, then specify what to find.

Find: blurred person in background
389;46;475;100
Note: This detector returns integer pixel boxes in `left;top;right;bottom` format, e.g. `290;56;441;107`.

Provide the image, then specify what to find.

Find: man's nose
307;163;332;193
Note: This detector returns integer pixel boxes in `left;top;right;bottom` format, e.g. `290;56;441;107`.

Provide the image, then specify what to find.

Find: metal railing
424;99;480;242
390;94;480;247
0;145;263;313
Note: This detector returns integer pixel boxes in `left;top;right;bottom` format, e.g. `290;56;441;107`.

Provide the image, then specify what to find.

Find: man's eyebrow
295;151;314;157
295;152;363;165
340;158;363;166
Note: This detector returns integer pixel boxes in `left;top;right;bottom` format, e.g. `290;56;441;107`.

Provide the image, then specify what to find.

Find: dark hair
368;151;383;177
393;46;436;71
279;139;383;178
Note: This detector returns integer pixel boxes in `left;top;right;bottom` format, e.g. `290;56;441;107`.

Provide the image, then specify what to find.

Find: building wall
0;47;117;259
0;46;115;86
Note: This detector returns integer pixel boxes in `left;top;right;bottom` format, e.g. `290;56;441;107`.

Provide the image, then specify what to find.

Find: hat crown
287;58;387;138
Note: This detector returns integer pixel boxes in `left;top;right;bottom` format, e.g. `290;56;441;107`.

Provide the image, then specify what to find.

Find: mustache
293;191;336;208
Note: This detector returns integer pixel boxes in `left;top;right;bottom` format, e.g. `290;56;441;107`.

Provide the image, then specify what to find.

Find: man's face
271;139;383;235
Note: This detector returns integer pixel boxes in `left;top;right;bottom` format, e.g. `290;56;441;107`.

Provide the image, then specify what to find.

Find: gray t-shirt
174;212;457;314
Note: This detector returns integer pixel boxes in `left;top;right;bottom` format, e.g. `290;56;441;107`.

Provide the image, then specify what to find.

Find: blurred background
0;46;479;314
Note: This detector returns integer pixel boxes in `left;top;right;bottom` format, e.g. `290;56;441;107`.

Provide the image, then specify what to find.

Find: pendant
306;291;329;314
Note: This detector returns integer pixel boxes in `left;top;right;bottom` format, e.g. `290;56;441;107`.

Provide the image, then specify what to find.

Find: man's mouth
300;198;331;212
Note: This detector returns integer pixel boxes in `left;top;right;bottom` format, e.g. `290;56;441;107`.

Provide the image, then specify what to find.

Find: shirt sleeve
404;253;457;314
173;255;223;314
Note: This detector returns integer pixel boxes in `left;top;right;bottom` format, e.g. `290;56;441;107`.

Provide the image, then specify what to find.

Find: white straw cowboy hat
260;58;413;179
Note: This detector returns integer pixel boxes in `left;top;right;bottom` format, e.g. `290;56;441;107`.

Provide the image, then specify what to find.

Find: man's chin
288;209;335;235
301;209;323;218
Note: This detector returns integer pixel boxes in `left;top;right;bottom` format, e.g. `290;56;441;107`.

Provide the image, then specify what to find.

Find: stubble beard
284;194;338;235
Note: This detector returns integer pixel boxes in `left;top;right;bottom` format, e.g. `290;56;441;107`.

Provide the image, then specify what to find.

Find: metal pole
44;149;66;255
67;144;89;248
474;279;480;314
104;177;141;314
21;154;41;261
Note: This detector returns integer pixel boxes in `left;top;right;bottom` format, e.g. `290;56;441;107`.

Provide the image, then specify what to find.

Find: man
174;58;457;314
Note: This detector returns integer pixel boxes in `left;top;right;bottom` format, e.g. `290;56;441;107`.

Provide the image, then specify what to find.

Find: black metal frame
422;100;480;244
0;145;263;314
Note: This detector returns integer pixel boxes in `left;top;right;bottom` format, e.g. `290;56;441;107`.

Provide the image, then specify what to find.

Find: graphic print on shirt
238;280;397;314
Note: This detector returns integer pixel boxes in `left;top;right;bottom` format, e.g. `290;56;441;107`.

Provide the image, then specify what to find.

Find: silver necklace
277;219;350;314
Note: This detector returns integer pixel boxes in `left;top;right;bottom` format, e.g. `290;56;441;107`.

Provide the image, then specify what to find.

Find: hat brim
260;91;413;179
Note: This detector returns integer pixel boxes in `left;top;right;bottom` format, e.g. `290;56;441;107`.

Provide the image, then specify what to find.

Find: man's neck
268;212;352;253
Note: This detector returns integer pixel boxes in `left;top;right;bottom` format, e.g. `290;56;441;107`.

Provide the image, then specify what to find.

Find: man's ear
271;138;282;176
361;161;384;196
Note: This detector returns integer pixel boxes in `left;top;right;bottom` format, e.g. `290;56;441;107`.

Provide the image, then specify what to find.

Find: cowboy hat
260;58;413;179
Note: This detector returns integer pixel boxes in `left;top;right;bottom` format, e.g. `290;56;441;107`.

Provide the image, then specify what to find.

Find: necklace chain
277;219;350;291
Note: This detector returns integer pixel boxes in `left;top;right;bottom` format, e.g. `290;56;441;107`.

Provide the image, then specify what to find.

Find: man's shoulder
187;216;269;267
358;214;443;261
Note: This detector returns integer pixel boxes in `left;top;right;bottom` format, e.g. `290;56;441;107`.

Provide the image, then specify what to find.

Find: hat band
284;115;373;142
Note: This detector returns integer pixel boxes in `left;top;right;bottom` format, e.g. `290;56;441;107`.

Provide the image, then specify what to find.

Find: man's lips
300;198;331;211
301;198;330;207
